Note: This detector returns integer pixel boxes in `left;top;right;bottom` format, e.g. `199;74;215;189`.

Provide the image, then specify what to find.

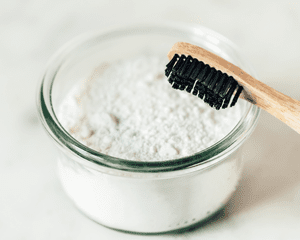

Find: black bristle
186;86;193;93
165;54;243;110
208;70;221;90
168;72;176;84
172;55;186;74
197;84;206;99
168;78;174;84
172;82;180;89
192;86;198;96
222;81;237;109
218;76;233;98
214;97;224;110
190;61;204;80
184;58;197;78
213;73;227;96
211;93;220;108
166;54;179;68
228;81;238;97
204;90;214;107
226;81;238;102
174;75;185;90
209;101;215;108
230;85;243;107
222;98;230;109
185;79;195;93
165;68;171;78
179;84;186;90
179;55;193;76
196;64;210;83
211;95;220;108
165;54;179;77
203;93;210;104
202;68;216;87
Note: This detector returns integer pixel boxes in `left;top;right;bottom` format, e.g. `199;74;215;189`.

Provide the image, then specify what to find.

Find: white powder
57;55;243;161
56;55;245;233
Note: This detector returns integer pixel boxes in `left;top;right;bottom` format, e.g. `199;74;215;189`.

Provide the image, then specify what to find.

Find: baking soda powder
58;55;242;161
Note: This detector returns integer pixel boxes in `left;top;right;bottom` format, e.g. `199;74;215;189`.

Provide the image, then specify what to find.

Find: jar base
76;204;227;235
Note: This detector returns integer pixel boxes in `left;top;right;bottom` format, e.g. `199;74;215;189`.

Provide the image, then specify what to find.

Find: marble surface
1;0;300;239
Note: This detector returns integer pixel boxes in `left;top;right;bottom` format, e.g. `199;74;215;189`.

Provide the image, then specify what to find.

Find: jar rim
37;22;260;173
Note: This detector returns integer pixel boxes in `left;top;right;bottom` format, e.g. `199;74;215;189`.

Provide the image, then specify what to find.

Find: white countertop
1;1;300;239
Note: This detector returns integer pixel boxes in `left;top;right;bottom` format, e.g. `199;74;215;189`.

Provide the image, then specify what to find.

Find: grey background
1;0;300;239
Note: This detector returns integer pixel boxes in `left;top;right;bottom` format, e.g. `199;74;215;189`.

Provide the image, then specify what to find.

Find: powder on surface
57;55;243;161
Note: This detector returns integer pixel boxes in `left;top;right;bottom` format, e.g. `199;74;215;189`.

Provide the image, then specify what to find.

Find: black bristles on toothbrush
165;54;243;110
222;80;237;109
165;54;179;77
230;85;243;107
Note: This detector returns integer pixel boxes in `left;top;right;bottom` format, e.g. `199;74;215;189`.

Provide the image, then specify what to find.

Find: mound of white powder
57;55;243;161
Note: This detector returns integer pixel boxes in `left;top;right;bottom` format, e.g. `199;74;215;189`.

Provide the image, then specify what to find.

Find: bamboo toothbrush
165;42;300;134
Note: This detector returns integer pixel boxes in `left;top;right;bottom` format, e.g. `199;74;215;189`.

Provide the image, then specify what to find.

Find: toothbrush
165;42;300;134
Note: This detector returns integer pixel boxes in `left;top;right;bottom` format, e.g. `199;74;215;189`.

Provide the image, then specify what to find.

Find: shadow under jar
37;22;260;234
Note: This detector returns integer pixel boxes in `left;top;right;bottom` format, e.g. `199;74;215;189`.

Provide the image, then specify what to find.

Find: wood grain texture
168;42;300;134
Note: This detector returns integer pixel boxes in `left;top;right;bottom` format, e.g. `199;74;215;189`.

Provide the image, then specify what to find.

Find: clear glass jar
37;22;260;233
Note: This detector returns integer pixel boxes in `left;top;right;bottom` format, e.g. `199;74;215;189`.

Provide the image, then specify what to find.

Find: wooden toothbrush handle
268;99;300;134
239;76;300;134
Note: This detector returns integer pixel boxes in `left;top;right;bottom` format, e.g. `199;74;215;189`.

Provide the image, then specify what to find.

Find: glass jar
37;22;260;233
